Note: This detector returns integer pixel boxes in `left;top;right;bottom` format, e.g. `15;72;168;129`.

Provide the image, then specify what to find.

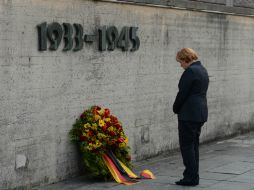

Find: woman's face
178;60;189;70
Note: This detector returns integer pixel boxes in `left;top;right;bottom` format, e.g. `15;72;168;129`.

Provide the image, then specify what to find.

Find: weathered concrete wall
1;0;254;189
117;0;254;15
123;0;254;9
234;0;254;8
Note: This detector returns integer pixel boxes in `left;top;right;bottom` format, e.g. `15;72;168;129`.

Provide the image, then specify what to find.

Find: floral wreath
69;106;131;180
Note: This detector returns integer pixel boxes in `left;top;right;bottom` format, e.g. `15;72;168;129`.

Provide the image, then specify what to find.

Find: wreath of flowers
69;106;132;180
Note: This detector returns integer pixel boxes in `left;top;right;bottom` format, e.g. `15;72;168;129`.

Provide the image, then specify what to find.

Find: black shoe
175;179;199;186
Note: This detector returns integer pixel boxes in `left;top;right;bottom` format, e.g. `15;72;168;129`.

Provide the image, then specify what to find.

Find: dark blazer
173;61;209;122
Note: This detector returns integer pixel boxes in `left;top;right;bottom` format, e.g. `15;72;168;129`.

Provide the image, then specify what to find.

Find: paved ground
39;132;254;190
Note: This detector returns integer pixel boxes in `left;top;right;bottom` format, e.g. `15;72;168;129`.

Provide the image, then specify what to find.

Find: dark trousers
178;120;204;181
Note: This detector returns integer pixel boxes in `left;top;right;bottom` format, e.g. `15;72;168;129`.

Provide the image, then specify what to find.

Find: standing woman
173;48;209;186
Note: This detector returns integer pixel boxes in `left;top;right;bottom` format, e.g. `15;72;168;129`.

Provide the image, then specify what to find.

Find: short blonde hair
176;48;198;63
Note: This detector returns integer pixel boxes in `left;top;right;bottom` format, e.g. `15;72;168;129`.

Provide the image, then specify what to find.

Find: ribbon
102;150;155;185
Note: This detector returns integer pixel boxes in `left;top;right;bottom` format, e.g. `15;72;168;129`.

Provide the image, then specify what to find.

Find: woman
173;48;209;186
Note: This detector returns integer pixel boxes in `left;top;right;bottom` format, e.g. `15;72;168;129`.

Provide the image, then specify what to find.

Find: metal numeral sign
37;22;140;52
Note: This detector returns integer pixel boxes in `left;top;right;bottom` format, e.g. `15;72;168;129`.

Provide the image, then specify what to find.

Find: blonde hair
176;48;198;63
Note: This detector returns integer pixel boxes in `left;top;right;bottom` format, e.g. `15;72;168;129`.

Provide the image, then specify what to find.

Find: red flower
92;106;101;110
106;121;111;127
115;124;122;130
111;139;117;144
92;109;98;115
102;124;108;131
110;115;118;124
88;130;94;137
104;108;110;117
91;106;101;115
109;131;116;136
80;134;87;141
80;113;86;119
101;122;110;131
95;106;101;110
118;137;124;143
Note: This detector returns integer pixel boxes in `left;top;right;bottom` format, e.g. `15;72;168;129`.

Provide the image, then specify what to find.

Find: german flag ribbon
102;150;155;185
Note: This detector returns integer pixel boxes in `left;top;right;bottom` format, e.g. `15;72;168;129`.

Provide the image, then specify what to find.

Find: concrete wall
234;0;254;8
1;0;254;189
123;0;254;9
119;0;254;15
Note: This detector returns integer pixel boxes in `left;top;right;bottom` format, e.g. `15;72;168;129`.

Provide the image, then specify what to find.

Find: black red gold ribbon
102;150;155;185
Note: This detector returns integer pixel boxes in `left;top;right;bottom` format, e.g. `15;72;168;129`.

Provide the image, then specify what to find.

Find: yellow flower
91;123;98;130
84;123;91;129
94;115;101;121
99;120;105;127
98;109;105;116
107;126;113;131
87;147;92;150
124;137;128;144
97;133;106;139
95;141;102;148
91;136;96;142
119;142;126;148
104;118;111;122
87;143;93;150
82;132;87;137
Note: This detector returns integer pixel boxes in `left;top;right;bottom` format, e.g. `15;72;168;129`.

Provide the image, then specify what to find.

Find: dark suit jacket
173;61;209;122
